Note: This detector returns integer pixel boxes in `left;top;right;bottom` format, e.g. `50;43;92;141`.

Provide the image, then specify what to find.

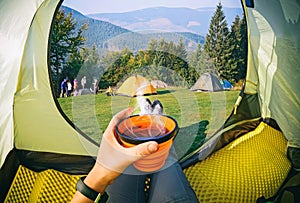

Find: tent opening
50;1;245;150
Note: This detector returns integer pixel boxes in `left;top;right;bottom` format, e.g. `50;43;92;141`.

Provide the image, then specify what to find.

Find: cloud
126;18;191;32
187;21;201;27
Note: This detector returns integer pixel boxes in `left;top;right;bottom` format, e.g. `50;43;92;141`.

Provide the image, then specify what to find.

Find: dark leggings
106;162;199;203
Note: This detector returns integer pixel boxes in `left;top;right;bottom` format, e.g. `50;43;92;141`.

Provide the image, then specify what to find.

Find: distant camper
66;80;72;97
60;78;67;97
81;76;86;89
106;86;114;96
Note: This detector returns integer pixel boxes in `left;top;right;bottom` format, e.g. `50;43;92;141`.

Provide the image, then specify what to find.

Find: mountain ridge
87;6;243;35
61;6;205;53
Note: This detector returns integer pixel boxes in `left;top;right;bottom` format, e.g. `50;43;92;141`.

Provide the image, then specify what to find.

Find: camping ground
58;88;239;146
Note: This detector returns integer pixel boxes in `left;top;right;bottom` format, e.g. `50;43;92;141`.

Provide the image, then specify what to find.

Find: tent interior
0;0;299;202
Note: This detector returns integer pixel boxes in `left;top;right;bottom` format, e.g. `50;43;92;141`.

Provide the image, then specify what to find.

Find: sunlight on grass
58;88;239;147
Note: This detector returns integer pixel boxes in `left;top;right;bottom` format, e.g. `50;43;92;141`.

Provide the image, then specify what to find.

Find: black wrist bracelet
76;176;109;203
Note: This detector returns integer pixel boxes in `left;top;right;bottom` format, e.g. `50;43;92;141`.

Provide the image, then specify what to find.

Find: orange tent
116;75;157;97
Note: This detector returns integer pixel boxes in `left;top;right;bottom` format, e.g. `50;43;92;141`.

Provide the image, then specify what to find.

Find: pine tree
50;9;87;96
189;43;216;76
223;14;248;82
204;3;229;77
99;48;134;88
176;37;188;61
238;14;247;80
189;44;202;70
78;45;102;88
223;15;241;82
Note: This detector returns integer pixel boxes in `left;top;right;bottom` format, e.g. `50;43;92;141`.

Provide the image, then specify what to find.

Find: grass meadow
58;88;239;158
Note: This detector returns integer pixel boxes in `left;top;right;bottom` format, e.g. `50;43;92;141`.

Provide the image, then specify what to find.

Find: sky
62;0;242;14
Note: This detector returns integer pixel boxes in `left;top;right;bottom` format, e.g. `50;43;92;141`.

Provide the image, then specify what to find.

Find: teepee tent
116;75;157;97
0;0;299;202
190;72;223;92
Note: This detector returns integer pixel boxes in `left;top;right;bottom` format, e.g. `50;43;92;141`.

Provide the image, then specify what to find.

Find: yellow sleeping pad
4;165;83;203
184;122;292;202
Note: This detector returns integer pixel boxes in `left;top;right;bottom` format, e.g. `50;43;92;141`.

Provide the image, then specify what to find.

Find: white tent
190;72;223;92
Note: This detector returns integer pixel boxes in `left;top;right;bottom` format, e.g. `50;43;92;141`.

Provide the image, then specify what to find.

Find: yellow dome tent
116;75;157;97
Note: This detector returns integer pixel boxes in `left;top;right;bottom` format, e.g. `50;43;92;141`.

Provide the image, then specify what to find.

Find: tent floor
184;122;291;202
4;123;291;202
4;165;83;203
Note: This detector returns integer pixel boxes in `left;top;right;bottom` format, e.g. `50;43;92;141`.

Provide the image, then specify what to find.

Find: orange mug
115;114;178;172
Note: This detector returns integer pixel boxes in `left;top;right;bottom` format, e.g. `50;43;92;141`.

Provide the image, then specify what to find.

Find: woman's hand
71;108;159;203
96;107;159;176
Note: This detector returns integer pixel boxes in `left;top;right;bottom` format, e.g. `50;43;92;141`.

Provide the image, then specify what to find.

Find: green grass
58;88;239;157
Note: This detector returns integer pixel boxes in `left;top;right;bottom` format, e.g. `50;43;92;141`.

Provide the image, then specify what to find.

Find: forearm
71;164;119;203
72;191;94;203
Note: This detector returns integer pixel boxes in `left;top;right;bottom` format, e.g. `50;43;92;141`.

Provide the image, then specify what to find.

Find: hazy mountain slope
88;7;243;35
61;6;205;52
61;6;131;48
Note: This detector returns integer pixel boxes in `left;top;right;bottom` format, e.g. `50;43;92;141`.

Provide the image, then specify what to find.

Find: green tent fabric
0;0;98;168
244;0;300;149
0;0;300;202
